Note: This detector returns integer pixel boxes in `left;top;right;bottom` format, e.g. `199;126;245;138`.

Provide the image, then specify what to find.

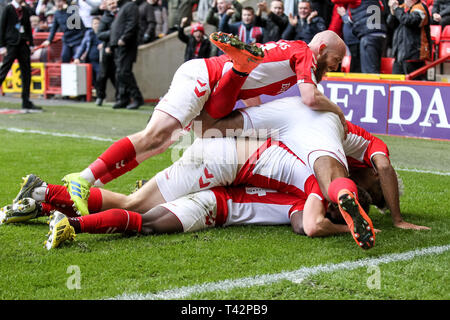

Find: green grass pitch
0;101;449;300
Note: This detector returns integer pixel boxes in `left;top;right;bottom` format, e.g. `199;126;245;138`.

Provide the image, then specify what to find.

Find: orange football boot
338;190;375;250
209;32;264;74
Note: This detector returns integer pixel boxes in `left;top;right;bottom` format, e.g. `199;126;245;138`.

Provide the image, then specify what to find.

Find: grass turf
0;101;449;300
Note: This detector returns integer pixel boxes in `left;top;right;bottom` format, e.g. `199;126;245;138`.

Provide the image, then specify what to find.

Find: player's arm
371;154;430;230
298;82;348;135
303;194;349;237
291;194;349;237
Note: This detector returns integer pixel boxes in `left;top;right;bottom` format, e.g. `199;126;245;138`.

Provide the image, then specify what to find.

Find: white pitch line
1;127;116;142
3;127;450;175
110;244;450;300
396;168;450;176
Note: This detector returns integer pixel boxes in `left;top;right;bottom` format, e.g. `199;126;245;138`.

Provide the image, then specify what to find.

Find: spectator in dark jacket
178;17;211;61
219;6;264;44
139;0;156;44
336;4;360;72
95;0;118;106
42;0;86;62
282;0;326;43
0;0;40;109
346;0;388;74
387;0;432;77
255;0;289;43
432;0;450;27
109;0;144;110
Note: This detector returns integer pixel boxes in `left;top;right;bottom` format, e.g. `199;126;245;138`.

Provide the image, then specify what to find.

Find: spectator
0;0;41;109
109;0;144;110
219;6;264;44
177;17;211;61
255;0;289;43
387;0;432;78
347;0;388;74
167;0;198;34
139;0;157;44
42;0;86;63
432;0;450;27
95;0;118;106
336;4;360;72
30;14;40;32
73;16;102;87
150;0;168;38
206;0;242;55
281;0;326;43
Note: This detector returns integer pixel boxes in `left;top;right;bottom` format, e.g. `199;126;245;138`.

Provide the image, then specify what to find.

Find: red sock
88;137;137;181
327;177;358;203
45;184;103;213
98;159;139;185
41;202;80;217
204;69;247;119
77;209;142;234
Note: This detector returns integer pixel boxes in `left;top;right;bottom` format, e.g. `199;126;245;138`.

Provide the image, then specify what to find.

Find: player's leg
63;59;211;215
205;33;264;120
313;156;375;249
44;208;143;249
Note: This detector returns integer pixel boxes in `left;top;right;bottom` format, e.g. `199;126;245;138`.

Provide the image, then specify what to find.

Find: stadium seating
430;24;442;59
439;25;450;61
380;57;395;74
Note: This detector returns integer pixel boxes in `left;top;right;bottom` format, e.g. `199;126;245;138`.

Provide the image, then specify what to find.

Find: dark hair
243;6;255;14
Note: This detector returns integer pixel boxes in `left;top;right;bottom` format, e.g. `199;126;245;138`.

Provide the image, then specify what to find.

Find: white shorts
155;137;322;203
160;186;305;233
155;137;238;202
240;97;348;172
154;59;211;128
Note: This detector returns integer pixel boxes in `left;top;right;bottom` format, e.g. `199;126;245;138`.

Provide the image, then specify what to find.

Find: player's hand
73;58;81;64
337;110;348;139
42;40;50;47
394;221;431;230
433;13;442;22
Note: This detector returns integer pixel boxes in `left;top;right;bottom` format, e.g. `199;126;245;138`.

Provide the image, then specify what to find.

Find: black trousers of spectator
114;46;143;103
349;43;361;73
0;38;31;104
96;49;117;100
359;35;386;74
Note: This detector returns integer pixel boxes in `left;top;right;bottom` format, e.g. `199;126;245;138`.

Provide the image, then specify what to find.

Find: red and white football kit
160;186;310;233
240;95;390;173
155;40;317;127
155;136;323;206
344;121;390;169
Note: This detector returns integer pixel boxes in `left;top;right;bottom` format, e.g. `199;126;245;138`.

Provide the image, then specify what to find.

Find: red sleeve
290;42;318;86
346;121;390;169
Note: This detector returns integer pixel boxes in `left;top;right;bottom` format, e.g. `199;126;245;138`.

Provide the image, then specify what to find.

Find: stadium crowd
0;0;448;109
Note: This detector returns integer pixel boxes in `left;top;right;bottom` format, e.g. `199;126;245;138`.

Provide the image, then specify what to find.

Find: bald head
308;31;346;81
309;30;347;58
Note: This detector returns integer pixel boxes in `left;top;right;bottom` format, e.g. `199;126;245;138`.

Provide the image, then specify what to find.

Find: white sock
31;183;48;202
79;168;95;184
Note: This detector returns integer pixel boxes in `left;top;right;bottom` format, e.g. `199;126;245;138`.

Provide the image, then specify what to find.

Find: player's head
348;166;404;212
308;30;346;82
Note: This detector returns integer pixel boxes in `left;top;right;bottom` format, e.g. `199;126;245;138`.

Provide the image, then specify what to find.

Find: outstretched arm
372;154;430;230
